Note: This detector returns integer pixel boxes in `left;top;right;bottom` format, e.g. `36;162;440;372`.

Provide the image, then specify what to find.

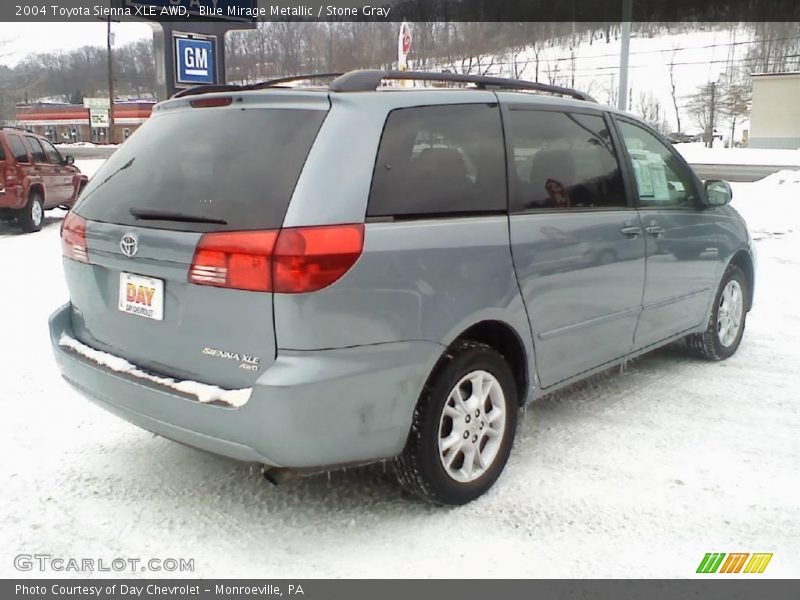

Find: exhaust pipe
261;466;299;485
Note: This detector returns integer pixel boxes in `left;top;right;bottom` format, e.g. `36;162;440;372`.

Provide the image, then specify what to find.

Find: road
689;163;797;182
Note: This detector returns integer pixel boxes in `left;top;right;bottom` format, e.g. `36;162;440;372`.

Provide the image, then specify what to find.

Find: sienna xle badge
50;70;755;505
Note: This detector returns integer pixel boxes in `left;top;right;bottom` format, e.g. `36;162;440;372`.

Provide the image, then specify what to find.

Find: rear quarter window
368;103;507;218
7;135;29;163
74;106;327;232
25;137;48;163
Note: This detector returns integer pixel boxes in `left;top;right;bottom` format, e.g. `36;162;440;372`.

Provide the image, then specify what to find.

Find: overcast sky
0;22;152;66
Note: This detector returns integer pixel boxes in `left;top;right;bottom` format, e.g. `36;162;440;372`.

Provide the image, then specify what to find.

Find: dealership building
749;72;800;149
14;100;154;144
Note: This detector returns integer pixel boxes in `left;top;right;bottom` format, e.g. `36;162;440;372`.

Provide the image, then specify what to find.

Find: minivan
50;70;755;505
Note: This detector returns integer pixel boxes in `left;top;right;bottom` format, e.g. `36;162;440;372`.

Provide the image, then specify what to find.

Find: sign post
398;21;411;71
174;32;217;87
83;97;111;129
116;0;257;100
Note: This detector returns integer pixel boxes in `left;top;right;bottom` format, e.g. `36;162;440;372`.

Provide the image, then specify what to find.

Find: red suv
0;127;88;232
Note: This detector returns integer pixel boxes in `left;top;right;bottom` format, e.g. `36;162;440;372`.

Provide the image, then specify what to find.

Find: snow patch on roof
58;333;251;408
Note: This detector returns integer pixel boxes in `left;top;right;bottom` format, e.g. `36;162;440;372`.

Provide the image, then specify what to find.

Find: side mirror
63;155;75;166
704;179;732;207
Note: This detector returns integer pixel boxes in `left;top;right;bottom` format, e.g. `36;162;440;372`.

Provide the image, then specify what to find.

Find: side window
507;109;626;211
616;120;698;208
41;139;63;164
8;135;29;163
25;137;48;163
0;139;6;161
368;104;506;217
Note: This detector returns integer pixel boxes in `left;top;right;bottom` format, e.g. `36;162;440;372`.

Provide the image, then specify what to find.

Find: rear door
24;136;59;206
67;94;329;389
613;117;721;349
41;138;73;203
503;104;646;388
6;135;33;205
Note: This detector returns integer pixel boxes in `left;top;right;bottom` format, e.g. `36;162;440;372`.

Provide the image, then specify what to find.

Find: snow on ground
74;159;106;180
676;143;800;167
0;171;798;579
731;170;800;239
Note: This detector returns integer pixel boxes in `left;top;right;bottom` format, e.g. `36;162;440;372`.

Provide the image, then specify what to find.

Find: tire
686;264;748;360
18;192;44;233
395;341;519;505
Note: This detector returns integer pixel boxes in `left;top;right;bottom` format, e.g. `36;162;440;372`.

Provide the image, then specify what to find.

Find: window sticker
630;150;670;202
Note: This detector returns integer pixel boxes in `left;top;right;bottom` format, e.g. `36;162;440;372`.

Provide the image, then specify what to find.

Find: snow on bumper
49;303;442;469
58;333;251;408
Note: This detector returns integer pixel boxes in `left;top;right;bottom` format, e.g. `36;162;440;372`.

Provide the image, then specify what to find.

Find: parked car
0;127;88;232
49;71;755;505
666;132;694;144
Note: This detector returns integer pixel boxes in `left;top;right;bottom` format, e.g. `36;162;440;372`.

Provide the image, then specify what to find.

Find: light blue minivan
50;70;755;505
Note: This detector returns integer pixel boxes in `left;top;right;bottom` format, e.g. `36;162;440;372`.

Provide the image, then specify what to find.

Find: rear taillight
189;230;278;292
272;225;364;293
189;224;364;293
61;212;89;263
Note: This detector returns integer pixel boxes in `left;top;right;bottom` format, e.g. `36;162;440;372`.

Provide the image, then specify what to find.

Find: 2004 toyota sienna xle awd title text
49;71;755;505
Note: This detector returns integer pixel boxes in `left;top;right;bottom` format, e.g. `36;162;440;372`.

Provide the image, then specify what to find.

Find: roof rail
171;73;344;99
1;125;35;134
328;69;596;102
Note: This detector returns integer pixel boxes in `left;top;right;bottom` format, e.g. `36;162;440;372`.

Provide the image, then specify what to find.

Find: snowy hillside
430;26;783;138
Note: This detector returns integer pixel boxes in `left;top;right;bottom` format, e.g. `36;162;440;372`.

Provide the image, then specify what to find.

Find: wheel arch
728;249;754;311
445;320;530;406
27;182;45;203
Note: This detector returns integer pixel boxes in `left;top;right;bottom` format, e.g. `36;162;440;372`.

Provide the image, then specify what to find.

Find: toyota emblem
120;233;138;258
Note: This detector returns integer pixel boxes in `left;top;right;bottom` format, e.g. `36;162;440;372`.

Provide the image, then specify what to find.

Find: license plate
118;272;164;321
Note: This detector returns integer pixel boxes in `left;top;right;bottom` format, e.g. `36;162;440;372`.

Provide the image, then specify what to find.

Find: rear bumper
49;303;443;469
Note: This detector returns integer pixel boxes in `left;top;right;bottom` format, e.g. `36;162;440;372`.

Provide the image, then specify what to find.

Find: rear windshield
74;106;327;231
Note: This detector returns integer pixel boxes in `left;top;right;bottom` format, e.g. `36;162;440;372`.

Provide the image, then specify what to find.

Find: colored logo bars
697;552;773;574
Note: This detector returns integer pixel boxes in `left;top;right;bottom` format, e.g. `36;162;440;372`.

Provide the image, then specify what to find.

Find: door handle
645;225;666;237
620;226;642;238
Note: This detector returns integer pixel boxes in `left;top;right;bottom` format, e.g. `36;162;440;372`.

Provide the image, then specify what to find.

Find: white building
749;72;800;149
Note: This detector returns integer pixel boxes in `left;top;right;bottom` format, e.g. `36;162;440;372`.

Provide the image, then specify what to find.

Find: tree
719;83;751;147
636;91;669;134
687;83;722;148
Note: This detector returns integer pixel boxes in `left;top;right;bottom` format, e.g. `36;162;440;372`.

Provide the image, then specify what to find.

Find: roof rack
172;73;344;99
171;69;596;103
1;125;35;134
328;70;596;102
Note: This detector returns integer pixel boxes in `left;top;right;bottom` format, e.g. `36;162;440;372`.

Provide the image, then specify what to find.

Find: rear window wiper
129;208;228;225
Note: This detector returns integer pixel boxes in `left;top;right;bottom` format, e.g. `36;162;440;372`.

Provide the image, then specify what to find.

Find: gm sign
175;34;216;86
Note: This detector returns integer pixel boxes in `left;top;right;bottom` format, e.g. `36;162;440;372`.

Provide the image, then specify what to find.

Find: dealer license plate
118;272;164;321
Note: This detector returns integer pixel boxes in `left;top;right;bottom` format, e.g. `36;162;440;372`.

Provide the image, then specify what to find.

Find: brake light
273;224;364;293
189;230;278;292
189;224;364;293
61;212;89;263
190;96;233;108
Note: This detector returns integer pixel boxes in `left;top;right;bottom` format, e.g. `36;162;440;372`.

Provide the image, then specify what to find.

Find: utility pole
106;15;115;143
707;81;717;148
618;0;633;111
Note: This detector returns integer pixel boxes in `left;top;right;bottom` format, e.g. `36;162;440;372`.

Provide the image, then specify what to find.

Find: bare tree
637;91;669;134
667;49;682;133
687;83;722;148
719;83;751;147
